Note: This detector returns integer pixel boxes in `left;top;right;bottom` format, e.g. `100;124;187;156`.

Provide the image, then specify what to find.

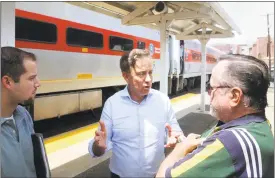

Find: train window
137;41;146;49
109;36;133;51
16;17;57;43
66;28;103;48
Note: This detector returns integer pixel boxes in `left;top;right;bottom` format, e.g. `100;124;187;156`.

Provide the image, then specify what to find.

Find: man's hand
157;133;204;178
93;120;107;154
172;133;205;158
164;123;184;148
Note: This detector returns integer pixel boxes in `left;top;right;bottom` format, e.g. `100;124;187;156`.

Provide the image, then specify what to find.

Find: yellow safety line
44;93;199;154
170;93;197;103
44;123;99;154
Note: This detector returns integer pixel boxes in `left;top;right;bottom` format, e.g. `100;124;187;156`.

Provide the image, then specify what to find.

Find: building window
109;36;133;51
66;28;103;48
16;17;57;43
137;41;146;49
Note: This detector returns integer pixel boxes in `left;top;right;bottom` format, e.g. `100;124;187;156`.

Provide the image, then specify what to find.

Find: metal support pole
0;2;2;177
199;23;209;112
0;3;16;177
159;20;169;95
199;22;209;112
0;2;15;47
267;14;272;78
200;40;207;112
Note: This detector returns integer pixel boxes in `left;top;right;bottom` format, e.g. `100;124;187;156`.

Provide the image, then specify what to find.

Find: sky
208;2;274;46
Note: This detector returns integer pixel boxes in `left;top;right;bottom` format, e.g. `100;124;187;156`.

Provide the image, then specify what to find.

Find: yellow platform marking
44;93;199;154
44;123;98;154
171;93;197;103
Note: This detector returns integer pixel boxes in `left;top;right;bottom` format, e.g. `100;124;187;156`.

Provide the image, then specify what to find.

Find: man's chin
21;98;35;106
142;91;150;96
210;106;218;118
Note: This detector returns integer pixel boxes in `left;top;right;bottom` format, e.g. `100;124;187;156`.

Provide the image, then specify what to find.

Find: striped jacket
165;112;274;178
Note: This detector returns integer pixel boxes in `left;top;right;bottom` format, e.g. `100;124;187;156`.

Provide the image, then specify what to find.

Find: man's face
9;58;40;104
209;62;232;121
123;57;153;97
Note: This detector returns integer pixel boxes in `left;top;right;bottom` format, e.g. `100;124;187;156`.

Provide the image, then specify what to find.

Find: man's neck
127;87;145;104
1;94;17;118
226;107;260;123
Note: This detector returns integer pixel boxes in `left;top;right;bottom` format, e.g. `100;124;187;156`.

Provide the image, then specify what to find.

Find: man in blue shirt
88;49;184;177
1;46;41;177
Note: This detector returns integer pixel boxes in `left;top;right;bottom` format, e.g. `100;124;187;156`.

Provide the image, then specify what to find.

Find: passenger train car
14;2;224;121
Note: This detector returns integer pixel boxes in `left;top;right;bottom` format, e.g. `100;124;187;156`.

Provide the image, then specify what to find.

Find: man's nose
145;73;152;82
35;77;41;88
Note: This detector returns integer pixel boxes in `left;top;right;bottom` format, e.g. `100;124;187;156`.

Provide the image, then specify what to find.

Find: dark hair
120;49;150;73
1;46;36;82
219;54;270;110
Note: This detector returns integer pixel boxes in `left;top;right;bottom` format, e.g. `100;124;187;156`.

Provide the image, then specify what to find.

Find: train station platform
47;85;274;177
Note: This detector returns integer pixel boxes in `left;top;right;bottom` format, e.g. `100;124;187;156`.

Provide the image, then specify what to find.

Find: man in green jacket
157;54;274;178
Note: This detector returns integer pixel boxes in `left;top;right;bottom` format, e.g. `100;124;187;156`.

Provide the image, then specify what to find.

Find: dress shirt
88;86;182;177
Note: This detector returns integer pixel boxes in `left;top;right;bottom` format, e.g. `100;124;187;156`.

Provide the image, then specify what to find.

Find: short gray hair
120;49;151;73
218;54;270;111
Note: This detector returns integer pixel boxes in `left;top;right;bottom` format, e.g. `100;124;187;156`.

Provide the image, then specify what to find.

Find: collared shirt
88;87;183;177
165;112;274;178
0;105;36;177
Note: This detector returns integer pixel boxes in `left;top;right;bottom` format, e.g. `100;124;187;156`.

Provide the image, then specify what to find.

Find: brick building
213;37;274;67
249;37;274;67
249;37;274;60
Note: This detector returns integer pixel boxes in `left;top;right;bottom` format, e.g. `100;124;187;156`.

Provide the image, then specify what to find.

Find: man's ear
122;72;130;83
229;87;243;107
1;75;14;89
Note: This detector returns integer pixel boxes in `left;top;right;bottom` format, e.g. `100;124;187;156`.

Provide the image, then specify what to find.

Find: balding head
209;54;270;122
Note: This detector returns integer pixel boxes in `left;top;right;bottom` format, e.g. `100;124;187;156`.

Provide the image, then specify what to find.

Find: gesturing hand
164;123;183;148
94;120;107;149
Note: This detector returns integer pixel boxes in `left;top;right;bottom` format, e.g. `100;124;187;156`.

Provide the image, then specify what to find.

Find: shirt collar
214;111;266;132
0;106;20;125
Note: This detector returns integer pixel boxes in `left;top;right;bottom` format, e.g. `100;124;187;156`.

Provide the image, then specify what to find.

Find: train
14;2;225;121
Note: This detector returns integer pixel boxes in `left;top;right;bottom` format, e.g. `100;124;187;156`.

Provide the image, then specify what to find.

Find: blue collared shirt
0;105;36;177
88;87;183;177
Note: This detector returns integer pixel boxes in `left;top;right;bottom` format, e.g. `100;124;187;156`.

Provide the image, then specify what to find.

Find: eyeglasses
206;83;231;95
